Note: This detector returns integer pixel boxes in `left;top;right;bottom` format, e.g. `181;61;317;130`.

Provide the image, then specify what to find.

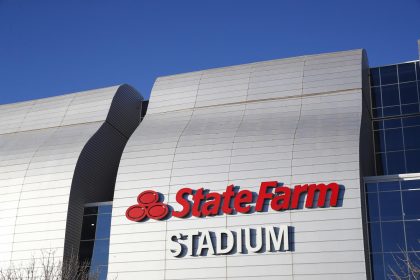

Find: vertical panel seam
163;72;203;280
289;57;306;280
225;66;252;280
59;93;78;127
9;127;59;263
17;100;36;132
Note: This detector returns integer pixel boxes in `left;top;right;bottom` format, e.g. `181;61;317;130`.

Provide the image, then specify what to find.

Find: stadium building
0;40;419;280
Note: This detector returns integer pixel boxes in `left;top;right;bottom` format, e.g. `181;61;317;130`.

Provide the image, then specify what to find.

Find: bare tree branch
0;249;103;280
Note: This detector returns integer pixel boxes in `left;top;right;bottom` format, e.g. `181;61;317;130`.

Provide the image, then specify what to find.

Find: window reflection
381;85;399;107
383;253;408;278
405;221;420;251
386;152;405;174
370;62;420;175
399;82;418;104
406;150;420;173
398;63;416;83
78;203;112;280
402;190;420;220
368;223;382;252
403;126;420;150
370;67;381;86
365;180;420;279
378;192;402;221
367;192;380;222
380;65;398;85
370;253;385;280
372;113;420;175
381;222;405;252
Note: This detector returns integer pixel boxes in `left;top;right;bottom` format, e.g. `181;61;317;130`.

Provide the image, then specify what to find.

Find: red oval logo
137;190;159;205
126;205;147;222
147;203;169;220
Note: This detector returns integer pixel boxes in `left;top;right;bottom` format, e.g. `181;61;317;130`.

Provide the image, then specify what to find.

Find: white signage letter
244;226;263;253
187;230;199;256
169;233;183;257
265;225;289;251
196;230;215;256
215;229;234;255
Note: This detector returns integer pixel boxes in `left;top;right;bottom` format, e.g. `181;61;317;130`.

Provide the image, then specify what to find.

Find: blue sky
1;0;419;104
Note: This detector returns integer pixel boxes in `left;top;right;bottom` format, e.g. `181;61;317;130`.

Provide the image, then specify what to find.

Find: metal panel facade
0;85;139;269
109;50;370;279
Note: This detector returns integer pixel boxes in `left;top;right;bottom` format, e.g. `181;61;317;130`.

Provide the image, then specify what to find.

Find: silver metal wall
109;50;371;279
0;85;141;269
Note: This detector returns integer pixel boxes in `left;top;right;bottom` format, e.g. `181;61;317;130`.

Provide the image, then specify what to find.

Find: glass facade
365;179;420;280
79;203;113;280
370;61;420;175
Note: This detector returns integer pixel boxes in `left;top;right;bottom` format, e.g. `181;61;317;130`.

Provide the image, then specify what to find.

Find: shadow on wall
63;84;143;261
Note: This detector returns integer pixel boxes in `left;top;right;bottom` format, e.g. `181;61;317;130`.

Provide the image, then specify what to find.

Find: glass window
371;253;385;280
399;82;418;104
398;63;417;83
381;222;405;252
91;240;110;266
374;131;386;152
372;108;383;118
406;150;420;173
373;120;383;130
385;129;404;151
401;104;419;114
402;115;420;126
370;68;381;86
366;183;377;192
404;221;420;251
403;126;420;150
384;119;402;129
381;85;400;106
79;203;112;280
365;179;420;280
377;181;400;192
367;192;380;222
386;151;406;175
371;87;382;108
95;213;112;240
90;240;110;280
402;190;420;220
90;266;108;280
383;253;408;278
401;179;420;190
81;215;97;240
99;204;112;214
379;191;402;221
408;252;420;269
84;207;98;215
382;106;401;117
369;222;382;252
376;153;387;174
79;240;94;264
380;65;398;85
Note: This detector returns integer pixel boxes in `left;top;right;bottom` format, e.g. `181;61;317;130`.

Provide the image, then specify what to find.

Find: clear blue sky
1;0;419;104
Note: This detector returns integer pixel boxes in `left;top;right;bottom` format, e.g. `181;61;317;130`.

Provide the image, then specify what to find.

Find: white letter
265;225;289;251
196;230;215;256
187;230;199;256
236;228;243;253
244;227;263;253
215;229;234;255
169;233;183;257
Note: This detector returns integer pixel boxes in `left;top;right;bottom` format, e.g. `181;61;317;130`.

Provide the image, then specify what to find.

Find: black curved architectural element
63;84;143;261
